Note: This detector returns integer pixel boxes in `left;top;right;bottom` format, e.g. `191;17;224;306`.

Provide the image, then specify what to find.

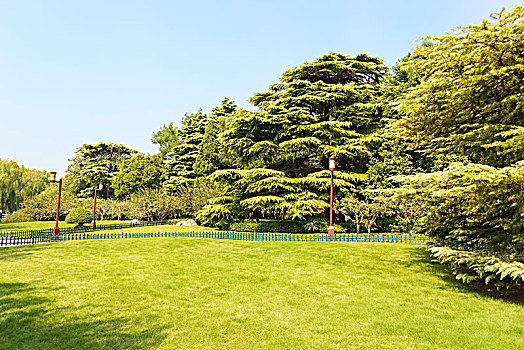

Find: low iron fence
0;221;168;246
1;230;430;247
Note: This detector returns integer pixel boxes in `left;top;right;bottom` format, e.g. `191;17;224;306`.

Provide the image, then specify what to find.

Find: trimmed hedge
227;220;306;233
227;220;347;233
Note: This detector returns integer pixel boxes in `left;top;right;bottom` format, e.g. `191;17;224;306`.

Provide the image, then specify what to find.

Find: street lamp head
328;157;335;171
98;182;103;190
49;172;57;183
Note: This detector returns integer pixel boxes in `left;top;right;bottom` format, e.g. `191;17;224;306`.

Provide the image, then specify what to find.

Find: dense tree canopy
200;53;388;225
395;7;524;167
152;122;181;158
162;110;208;193
391;6;524;287
112;154;162;199
66;142;137;198
193;98;238;176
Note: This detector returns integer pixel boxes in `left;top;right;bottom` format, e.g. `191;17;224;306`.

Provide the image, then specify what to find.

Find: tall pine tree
199;53;388;225
162;110;208;193
193;98;238;176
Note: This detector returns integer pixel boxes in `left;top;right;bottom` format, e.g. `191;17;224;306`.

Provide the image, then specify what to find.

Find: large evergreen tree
66;142;137;198
199;53;388;225
395;7;524;166
162;110;208;194
151;122;181;158
193;98;238;176
392;6;524;287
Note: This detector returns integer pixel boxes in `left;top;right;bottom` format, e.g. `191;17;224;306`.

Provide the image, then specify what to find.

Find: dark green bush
228;219;349;233
303;217;346;233
227;220;306;233
65;208;92;226
0;210;34;223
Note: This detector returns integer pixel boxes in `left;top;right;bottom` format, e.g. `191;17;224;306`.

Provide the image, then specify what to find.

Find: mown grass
0;221;216;234
0;238;522;349
0;220;125;232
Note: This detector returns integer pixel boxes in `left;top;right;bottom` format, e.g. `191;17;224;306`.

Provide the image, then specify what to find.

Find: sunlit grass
0;220;216;234
0;238;522;349
0;220;125;232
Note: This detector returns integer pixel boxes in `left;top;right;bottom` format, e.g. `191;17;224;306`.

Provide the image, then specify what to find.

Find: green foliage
395;7;524;167
227;220;306;233
193;98;238;176
162;110;208;193
0;159;48;213
393;163;524;256
391;162;524;286
20;183;81;221
151;122;181;158
303;217;346;233
428;246;524;289
66;142;138;198
96;199;131;221
126;180;221;221
365;137;420;189
171;177;225;219
65;208;92;226
128;188;178;221
337;193;391;234
112;154;162;199
203;53;388;221
390;7;524;287
0;209;34;223
225;218;346;233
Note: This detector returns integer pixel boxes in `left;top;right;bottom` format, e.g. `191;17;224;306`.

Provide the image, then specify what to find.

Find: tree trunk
355;214;361;234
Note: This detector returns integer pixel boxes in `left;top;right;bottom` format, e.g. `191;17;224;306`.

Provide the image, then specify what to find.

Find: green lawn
0;238;522;349
0;220;125;232
0;221;215;234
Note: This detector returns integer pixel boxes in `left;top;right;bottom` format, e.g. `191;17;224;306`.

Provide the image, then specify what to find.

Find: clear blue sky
1;0;522;176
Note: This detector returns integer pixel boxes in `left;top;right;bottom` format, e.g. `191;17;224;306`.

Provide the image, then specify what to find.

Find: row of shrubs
225;218;403;234
227;220;307;233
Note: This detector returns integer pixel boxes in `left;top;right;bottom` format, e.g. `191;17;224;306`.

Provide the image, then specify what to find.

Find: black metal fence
0;221;168;246
1;230;431;247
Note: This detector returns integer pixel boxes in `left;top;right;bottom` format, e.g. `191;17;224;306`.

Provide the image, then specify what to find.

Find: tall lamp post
328;157;335;238
90;182;103;229
49;172;62;236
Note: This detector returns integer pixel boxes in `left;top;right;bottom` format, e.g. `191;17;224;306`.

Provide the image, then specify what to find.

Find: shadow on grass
0;244;59;262
396;247;524;305
0;282;167;350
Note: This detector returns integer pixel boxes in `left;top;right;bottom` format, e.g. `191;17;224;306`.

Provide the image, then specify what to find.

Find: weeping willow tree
198;53;388;226
0;159;48;213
